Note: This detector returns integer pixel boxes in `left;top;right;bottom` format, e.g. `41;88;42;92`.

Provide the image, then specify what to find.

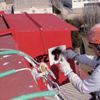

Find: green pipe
10;90;56;100
0;69;16;78
0;50;36;67
0;50;24;56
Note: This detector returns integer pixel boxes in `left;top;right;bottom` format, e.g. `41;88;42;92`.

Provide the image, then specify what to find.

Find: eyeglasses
89;42;100;51
89;42;93;45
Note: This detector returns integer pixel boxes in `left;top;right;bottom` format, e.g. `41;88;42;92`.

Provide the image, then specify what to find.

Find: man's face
89;44;100;56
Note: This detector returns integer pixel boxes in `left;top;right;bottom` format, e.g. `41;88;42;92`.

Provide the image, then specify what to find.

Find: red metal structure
0;12;89;99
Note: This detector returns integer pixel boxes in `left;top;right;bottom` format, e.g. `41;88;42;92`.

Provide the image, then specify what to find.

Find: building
0;0;5;3
6;0;14;4
63;0;100;9
0;1;13;14
14;0;52;14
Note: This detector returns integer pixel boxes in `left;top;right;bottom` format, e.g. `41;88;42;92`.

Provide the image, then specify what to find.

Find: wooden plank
45;83;91;100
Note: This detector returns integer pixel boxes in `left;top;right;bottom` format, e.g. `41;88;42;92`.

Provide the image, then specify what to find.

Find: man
59;23;100;100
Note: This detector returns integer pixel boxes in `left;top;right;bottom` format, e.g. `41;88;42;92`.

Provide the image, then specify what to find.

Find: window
84;3;96;6
32;10;35;13
44;9;46;11
73;0;78;2
73;0;81;2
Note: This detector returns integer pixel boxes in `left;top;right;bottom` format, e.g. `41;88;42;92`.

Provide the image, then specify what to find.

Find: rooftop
14;0;51;7
0;12;91;100
6;0;13;4
0;0;5;3
3;13;78;31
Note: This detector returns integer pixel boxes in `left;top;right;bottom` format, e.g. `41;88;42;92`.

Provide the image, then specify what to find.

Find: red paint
75;63;89;80
0;28;14;36
0;17;7;30
1;13;79;90
0;11;4;15
0;34;45;100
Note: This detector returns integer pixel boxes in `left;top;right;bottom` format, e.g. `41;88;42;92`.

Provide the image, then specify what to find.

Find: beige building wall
14;0;52;14
14;6;52;14
0;2;13;13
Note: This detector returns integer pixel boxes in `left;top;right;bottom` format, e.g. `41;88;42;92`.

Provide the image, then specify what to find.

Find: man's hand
62;49;78;60
59;57;73;76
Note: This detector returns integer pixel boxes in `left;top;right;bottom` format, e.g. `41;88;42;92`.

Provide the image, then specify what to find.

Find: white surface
48;45;66;66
